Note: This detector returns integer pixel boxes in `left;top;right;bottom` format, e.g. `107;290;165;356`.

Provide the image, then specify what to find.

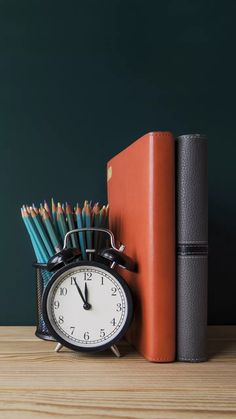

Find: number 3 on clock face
42;261;133;352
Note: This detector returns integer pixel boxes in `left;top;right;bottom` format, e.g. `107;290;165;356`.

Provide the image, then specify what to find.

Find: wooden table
0;326;235;418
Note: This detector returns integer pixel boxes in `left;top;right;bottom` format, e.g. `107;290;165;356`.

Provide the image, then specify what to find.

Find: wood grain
0;326;235;418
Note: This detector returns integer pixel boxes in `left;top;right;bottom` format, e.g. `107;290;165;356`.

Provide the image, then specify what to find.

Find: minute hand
74;279;91;310
84;283;89;303
84;283;91;309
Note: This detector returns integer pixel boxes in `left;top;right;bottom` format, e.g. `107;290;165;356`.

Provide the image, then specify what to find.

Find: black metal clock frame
42;260;134;353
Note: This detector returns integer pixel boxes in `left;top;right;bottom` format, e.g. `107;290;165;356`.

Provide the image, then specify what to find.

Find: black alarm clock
41;228;135;357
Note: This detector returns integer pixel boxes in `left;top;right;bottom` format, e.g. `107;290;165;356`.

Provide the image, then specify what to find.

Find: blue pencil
24;208;50;262
85;203;92;249
76;204;87;260
21;208;47;263
57;202;69;245
31;208;54;257
66;203;79;249
93;202;101;251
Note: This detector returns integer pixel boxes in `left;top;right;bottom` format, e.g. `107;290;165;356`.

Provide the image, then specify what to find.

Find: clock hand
74;279;86;303
74;279;91;310
84;283;91;310
84;283;88;303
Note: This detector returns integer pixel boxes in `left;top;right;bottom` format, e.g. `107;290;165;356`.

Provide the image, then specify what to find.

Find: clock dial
45;264;130;349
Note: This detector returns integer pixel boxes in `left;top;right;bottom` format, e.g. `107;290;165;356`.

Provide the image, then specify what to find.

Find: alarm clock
41;228;135;357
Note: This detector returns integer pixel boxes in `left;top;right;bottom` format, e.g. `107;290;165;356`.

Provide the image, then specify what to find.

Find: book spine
151;134;176;362
176;134;208;362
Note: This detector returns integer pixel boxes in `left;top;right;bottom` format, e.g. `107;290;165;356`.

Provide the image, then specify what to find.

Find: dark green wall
0;0;235;325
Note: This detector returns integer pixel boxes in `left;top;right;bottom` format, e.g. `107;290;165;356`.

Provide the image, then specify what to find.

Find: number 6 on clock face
42;261;133;353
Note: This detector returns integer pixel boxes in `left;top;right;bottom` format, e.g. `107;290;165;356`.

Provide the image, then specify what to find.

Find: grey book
176;134;208;362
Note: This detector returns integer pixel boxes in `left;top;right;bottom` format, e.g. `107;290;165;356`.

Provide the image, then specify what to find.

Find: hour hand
74;280;86;303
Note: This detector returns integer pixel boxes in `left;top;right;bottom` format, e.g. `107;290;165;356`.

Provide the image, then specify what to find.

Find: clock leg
110;344;121;358
54;343;63;353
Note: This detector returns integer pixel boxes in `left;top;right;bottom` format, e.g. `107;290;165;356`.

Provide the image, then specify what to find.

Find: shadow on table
207;328;236;361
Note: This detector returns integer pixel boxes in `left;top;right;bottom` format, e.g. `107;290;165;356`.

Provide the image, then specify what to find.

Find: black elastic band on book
177;244;208;256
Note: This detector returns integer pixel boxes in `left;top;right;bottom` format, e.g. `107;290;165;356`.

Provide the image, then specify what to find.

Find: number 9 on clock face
42;262;133;352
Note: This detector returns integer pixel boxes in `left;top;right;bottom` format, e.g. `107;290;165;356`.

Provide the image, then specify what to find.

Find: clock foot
110;344;121;358
55;343;63;353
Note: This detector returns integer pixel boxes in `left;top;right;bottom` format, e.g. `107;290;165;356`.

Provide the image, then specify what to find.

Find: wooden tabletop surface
0;326;235;418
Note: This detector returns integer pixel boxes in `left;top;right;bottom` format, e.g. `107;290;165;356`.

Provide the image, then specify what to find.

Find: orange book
107;132;175;362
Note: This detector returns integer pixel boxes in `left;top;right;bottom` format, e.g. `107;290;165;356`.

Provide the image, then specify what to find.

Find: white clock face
46;265;129;349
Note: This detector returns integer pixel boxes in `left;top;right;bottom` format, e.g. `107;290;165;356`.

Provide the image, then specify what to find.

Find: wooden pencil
85;203;92;250
82;200;87;227
30;208;54;257
93;202;101;251
51;198;57;225
98;205;107;250
65;203;79;249
42;209;61;253
32;204;39;215
75;204;87;260
51;197;60;242
105;204;109;225
57;202;69;245
44;200;51;218
21;208;43;263
22;208;49;262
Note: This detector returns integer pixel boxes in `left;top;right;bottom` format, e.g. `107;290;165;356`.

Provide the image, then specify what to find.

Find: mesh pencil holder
34;263;56;341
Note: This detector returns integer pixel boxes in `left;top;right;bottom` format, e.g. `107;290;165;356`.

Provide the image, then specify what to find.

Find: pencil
44;200;51;218
22;208;49;262
51;198;57;224
82;200;87;227
57;202;69;245
104;204;109;248
21;208;43;263
32;203;39;215
75;204;87;260
85;203;92;249
31;208;54;257
98;205;107;250
66;203;79;249
42;209;62;253
93;202;101;250
105;204;109;227
51;197;60;241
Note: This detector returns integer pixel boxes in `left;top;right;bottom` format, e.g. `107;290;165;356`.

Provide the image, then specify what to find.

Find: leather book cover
107;132;175;362
176;134;208;362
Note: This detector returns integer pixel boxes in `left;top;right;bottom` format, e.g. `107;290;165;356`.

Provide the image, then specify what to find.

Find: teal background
0;0;235;325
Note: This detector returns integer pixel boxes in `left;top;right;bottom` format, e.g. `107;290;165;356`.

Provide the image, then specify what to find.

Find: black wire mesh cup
34;263;56;341
33;228;113;342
